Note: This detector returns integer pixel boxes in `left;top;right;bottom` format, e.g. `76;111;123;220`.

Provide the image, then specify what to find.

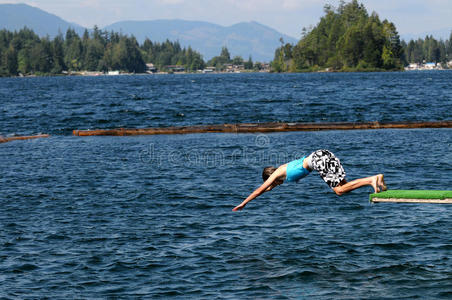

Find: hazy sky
1;0;451;38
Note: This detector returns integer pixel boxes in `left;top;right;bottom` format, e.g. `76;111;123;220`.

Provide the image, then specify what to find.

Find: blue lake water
0;72;451;298
1;72;451;135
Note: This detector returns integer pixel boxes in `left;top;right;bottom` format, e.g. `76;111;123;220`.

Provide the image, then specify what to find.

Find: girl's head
262;166;277;181
262;166;284;186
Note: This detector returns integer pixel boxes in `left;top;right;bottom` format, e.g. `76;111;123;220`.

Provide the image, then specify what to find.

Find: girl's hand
232;203;246;211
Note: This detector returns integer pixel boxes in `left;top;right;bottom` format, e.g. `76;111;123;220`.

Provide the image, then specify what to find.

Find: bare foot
371;175;380;193
377;174;387;191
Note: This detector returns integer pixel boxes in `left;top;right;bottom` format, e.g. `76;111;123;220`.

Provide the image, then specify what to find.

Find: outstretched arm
232;167;285;211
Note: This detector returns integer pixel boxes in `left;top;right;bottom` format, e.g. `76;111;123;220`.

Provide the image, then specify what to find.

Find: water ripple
0;74;451;298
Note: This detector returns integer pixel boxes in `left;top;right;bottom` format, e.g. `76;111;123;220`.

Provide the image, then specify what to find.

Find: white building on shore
404;62;444;71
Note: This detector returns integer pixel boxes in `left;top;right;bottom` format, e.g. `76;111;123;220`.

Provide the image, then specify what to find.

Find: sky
1;0;451;39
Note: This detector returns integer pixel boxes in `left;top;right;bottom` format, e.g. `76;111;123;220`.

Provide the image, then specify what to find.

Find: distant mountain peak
0;3;85;37
104;19;297;61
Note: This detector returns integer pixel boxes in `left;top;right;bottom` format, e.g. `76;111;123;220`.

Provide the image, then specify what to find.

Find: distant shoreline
4;68;452;79
5;70;270;78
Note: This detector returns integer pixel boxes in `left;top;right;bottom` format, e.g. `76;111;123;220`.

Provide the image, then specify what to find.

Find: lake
1;72;451;299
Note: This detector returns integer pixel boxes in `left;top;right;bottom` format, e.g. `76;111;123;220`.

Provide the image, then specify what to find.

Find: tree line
207;46;257;70
0;26;208;76
404;35;452;65
0;26;263;77
272;0;452;72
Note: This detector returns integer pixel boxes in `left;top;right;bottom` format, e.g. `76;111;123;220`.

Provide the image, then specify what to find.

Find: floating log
0;134;50;143
73;120;452;136
370;190;452;204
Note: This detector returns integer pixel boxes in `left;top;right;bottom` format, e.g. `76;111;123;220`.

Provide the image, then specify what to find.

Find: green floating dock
370;190;452;204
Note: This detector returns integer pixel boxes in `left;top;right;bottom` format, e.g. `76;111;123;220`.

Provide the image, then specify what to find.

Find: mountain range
104;20;297;62
0;3;86;37
0;3;297;62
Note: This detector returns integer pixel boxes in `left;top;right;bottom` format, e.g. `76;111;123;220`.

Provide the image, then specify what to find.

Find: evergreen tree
244;56;253;69
220;47;231;62
64;28;82;70
207;47;233;70
272;39;293;72
29;38;52;73
84;39;104;71
232;56;244;66
123;36;145;73
51;33;65;73
5;45;18;75
271;47;287;72
447;32;452;60
17;48;31;74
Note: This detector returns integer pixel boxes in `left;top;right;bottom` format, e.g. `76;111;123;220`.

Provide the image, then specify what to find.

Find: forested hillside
272;0;404;72
272;0;452;72
403;35;452;64
0;27;205;76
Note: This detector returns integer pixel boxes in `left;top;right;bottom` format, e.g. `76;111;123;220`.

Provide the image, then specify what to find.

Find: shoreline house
404;62;444;71
146;63;157;73
202;67;216;73
224;64;245;73
166;65;185;73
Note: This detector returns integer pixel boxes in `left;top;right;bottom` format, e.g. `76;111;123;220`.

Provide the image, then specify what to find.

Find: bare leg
333;174;383;196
